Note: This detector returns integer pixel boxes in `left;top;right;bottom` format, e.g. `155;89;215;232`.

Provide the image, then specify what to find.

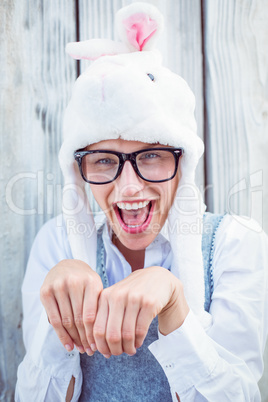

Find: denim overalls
79;213;224;401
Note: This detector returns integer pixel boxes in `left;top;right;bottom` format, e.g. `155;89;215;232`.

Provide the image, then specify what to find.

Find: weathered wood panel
78;0;205;188
0;0;76;400
204;0;268;231
203;1;268;399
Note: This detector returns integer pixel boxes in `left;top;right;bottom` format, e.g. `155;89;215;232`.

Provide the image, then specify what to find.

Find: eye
95;158;116;165
140;151;160;159
147;73;155;82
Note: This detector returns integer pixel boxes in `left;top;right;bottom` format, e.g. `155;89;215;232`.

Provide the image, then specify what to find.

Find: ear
66;3;164;61
115;2;164;51
66;38;129;61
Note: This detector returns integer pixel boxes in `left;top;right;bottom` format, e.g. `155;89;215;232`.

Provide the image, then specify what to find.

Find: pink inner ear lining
123;13;158;51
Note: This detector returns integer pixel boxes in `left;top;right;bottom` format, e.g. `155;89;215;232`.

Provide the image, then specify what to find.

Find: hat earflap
168;180;212;329
60;156;97;271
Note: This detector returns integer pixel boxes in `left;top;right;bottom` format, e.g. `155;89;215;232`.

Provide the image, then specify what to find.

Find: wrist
158;279;189;336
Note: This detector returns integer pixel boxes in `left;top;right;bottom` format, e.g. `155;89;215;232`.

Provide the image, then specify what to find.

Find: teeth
116;200;150;210
127;203;137;210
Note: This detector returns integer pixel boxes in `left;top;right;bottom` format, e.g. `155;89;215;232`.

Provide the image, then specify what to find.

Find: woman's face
88;139;180;251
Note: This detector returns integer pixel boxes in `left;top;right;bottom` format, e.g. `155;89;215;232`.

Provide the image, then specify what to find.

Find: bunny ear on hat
66;2;163;61
115;2;164;51
65;39;129;61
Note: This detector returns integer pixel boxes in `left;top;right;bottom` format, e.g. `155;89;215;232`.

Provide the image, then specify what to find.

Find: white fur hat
59;2;211;328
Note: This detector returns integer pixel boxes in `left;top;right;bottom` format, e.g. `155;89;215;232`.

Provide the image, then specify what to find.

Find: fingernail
86;348;94;356
127;350;136;356
65;344;73;352
90;343;97;352
77;346;85;354
103;354;111;359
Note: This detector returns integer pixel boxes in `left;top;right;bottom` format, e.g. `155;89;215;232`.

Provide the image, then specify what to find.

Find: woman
16;3;268;401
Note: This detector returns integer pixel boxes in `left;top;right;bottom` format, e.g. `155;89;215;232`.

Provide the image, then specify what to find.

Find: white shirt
15;214;268;401
103;223;173;286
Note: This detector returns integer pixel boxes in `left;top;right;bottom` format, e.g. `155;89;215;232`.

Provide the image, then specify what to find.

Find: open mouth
114;200;154;234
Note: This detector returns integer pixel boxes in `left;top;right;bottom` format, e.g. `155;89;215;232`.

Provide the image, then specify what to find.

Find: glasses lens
136;150;176;181
81;152;119;183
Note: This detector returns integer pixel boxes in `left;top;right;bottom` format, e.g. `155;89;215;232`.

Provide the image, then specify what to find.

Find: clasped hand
40;260;189;358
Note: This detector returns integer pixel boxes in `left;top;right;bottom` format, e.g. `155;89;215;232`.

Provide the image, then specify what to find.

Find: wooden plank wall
204;0;268;231
0;1;77;400
203;2;268;398
0;0;267;400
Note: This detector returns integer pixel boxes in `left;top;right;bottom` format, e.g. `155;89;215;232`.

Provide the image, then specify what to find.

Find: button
147;73;155;81
66;352;75;359
165;362;174;369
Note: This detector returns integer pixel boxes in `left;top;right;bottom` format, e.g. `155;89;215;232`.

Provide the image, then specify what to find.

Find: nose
116;160;145;197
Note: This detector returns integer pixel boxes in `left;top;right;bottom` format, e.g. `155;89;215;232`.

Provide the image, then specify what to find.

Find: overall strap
202;212;225;312
96;225;109;288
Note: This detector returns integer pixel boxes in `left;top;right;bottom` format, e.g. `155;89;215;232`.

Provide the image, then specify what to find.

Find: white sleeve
149;215;268;402
15;216;83;402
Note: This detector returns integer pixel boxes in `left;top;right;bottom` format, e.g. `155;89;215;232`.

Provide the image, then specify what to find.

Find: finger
93;293;110;357
105;297;125;356
55;290;83;350
42;293;74;351
69;286;91;354
121;298;140;355
83;284;101;352
135;303;155;349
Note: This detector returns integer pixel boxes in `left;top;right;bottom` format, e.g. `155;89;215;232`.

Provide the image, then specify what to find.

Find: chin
112;222;160;251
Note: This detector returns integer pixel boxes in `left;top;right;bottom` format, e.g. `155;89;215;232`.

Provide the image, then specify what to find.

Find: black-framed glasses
74;147;184;185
